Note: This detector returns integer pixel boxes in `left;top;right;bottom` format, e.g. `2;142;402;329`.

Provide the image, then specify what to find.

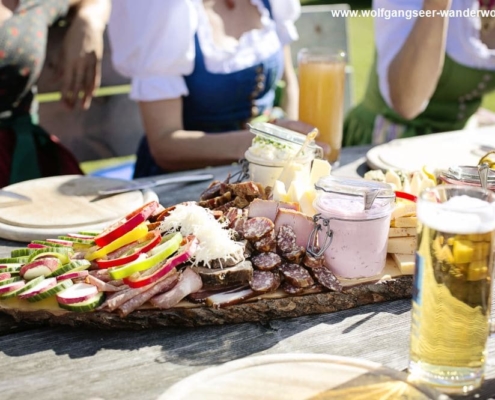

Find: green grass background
301;0;495;111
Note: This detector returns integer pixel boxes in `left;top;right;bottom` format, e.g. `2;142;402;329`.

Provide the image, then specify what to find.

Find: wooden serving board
159;354;445;400
0;257;413;329
0;175;158;242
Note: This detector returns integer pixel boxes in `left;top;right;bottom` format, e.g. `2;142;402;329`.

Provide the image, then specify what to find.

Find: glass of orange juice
298;48;346;166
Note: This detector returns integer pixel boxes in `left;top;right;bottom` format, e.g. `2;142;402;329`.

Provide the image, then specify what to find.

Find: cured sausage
251;252;281;271
276;225;298;253
243;217;274;241
249;270;281;293
311;267;343;292
253;229;276;253
282;246;306;264
279;263;314;288
303;253;324;269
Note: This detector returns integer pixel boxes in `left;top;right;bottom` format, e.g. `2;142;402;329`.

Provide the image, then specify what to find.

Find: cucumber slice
49;260;91;278
0;264;23;273
77;230;100;237
0;276;45;299
58;292;105;312
0;277;21;286
27;279;73;303
31;240;69;248
27;247;73;264
0;256;29;264
10;248;35;258
58;236;96;245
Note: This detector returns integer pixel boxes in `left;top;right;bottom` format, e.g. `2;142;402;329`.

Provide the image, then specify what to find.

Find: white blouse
375;0;495;108
108;0;300;102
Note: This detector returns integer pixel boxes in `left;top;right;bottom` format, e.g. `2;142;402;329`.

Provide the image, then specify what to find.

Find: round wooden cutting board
0;175;158;242
159;354;447;400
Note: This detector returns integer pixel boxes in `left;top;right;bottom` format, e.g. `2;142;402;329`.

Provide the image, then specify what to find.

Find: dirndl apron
343;55;495;146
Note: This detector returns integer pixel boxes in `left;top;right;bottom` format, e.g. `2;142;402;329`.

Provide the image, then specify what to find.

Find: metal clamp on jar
244;122;323;188
310;176;395;279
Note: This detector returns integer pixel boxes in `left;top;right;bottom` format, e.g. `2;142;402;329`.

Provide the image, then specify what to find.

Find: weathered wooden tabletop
1;146;494;400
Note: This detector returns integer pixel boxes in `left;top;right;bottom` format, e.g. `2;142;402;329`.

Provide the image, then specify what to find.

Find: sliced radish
66;233;98;240
20;258;61;280
58;292;105;312
56;270;89;281
18;278;57;300
28;243;47;249
49;260;91;278
27;247;72;264
0;272;11;281
56;283;99;305
0;280;25;295
27;279;73;303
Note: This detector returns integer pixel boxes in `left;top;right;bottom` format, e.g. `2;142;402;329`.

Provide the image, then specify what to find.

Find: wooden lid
0;175;157;242
160;354;447;400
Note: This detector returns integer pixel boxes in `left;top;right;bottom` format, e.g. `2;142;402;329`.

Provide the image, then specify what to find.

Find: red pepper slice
96;230;162;269
94;201;159;248
123;236;199;288
395;191;417;203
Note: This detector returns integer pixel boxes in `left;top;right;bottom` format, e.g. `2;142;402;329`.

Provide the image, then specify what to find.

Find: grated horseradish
159;204;244;267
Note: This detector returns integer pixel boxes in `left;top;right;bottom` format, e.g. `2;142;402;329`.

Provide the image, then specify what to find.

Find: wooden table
1;146;494;400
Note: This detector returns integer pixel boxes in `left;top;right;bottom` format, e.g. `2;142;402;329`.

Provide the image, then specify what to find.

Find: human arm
280;45;299;120
139;99;253;171
59;0;110;110
386;0;451;119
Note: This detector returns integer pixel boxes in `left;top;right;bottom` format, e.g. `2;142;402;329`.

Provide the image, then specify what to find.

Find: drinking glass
409;185;495;395
297;48;346;166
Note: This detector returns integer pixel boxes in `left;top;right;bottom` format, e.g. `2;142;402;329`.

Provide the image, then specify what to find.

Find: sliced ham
89;269;111;282
205;286;257;308
150;267;202;309
85;275;128;292
248;199;301;222
118;271;179;317
274;209;315;249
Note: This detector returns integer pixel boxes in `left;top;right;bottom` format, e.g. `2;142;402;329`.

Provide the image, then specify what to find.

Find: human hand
58;14;104;110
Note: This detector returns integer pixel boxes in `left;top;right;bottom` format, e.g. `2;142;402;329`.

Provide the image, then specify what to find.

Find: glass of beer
409;185;495;394
298;48;346;166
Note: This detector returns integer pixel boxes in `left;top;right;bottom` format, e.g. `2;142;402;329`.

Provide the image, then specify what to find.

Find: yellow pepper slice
109;232;183;280
85;223;149;261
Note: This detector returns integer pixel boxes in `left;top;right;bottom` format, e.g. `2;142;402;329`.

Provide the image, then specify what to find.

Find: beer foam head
417;195;495;234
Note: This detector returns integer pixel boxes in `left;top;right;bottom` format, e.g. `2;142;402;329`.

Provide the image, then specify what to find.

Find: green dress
343;55;495;146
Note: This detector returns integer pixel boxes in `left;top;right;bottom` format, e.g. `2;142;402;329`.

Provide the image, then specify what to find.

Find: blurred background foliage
300;0;495;111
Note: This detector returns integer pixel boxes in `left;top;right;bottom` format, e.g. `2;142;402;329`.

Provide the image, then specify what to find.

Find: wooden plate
159;354;448;400
0;175;158;242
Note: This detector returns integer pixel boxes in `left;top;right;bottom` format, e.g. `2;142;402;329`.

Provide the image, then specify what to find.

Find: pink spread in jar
312;176;395;279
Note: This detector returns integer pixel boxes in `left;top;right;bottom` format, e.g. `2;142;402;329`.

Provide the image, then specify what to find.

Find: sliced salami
281;281;304;295
282;246;306;264
303;253;324;269
279;263;314;288
251;252;281;271
253;229;276;253
243;217;274;241
249;270;281;293
276;225;297;253
311;267;343;292
232;217;246;238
